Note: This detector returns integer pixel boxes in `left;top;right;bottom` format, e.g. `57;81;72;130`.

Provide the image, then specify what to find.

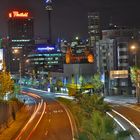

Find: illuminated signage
0;49;3;70
37;46;55;51
110;70;128;79
9;11;29;18
45;0;52;4
37;44;56;51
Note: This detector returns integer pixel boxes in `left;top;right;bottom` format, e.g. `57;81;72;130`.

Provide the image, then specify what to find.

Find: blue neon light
45;0;52;4
36;44;56;52
37;47;55;51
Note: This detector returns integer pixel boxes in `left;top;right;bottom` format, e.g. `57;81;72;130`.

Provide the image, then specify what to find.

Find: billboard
9;11;29;18
0;49;3;70
36;44;56;52
110;70;128;79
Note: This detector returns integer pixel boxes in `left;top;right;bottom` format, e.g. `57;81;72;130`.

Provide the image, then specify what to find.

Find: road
112;104;140;139
14;88;75;140
105;97;140;140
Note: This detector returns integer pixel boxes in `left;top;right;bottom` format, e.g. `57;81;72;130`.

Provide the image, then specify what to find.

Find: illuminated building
27;44;63;77
88;12;102;49
65;46;94;64
102;28;140;70
96;39;117;73
96;28;140;95
63;38;94;64
7;10;34;74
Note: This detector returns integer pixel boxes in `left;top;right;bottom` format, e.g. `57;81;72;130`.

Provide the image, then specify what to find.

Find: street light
12;49;22;89
130;44;140;103
130;45;137;66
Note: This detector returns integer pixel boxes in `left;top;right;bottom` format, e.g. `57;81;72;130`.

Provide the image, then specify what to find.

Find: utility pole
136;70;140;103
19;61;22;90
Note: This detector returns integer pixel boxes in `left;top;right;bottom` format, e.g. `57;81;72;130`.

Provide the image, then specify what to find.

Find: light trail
55;100;75;140
26;102;46;140
15;92;44;140
112;109;140;135
107;112;134;140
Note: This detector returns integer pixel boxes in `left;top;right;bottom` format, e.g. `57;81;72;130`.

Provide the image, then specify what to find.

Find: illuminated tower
45;0;53;44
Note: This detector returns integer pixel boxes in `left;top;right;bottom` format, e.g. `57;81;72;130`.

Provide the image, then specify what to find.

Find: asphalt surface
104;96;140;140
113;104;140;139
14;88;74;140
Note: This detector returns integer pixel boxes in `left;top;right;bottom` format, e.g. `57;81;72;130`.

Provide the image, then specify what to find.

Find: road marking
107;112;134;140
56;101;75;140
112;109;140;135
45;130;48;135
26;102;46;140
15;99;42;140
49;119;51;123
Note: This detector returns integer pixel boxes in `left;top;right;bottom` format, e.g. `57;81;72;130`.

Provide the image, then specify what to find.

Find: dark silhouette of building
88;12;102;50
7;10;34;74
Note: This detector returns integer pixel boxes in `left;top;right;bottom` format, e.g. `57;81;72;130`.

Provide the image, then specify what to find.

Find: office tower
88;12;102;49
7;10;34;74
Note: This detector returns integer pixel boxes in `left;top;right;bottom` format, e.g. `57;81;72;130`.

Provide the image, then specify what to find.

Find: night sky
0;0;140;41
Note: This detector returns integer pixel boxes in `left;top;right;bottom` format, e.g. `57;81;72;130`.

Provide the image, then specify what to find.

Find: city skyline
0;0;140;40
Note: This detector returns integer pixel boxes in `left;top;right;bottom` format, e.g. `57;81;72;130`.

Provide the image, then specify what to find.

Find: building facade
26;44;63;78
96;28;140;95
88;12;102;49
7;10;34;74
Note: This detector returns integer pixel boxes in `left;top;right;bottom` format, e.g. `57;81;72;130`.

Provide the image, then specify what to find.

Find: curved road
14;88;75;140
108;104;140;140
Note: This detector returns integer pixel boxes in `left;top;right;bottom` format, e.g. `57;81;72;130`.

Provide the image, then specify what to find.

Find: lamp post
19;60;21;89
130;45;137;66
130;44;140;103
12;49;22;89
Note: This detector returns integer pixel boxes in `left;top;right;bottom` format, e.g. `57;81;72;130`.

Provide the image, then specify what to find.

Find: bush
9;97;20;102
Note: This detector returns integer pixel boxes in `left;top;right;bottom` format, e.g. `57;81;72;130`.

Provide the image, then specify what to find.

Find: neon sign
9;11;29;18
45;0;52;4
37;46;55;51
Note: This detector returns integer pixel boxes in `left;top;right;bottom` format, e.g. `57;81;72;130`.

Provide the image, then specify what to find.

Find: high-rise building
96;28;140;95
7;10;34;74
88;12;102;49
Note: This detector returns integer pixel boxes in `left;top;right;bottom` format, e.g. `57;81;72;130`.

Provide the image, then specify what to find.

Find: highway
105;98;140;140
111;104;140;140
13;88;75;140
12;88;140;140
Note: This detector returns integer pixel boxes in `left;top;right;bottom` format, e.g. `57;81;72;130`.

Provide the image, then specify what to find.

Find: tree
81;111;131;140
77;94;111;118
14;84;20;95
91;73;103;93
0;64;14;98
130;66;139;86
55;79;63;91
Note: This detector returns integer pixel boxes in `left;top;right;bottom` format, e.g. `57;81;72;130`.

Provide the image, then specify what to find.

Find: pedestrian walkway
104;96;137;104
0;105;32;140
